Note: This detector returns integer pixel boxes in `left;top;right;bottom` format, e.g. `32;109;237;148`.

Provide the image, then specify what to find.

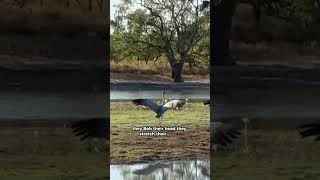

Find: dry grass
111;61;209;82
0;1;107;63
0;1;107;35
231;41;320;67
110;101;210;164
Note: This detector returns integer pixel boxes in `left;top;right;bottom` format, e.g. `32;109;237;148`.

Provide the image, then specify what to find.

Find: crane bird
298;123;320;141
71;117;109;140
132;90;186;125
203;100;241;148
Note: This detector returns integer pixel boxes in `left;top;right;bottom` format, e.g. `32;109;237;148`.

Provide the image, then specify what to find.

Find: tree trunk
171;63;184;82
65;0;70;8
88;0;92;11
96;0;104;12
212;0;237;66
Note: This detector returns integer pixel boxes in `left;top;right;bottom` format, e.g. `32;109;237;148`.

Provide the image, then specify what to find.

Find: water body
0;92;107;121
110;160;209;180
111;82;209;91
111;89;209;100
2;86;320;127
214;87;320;128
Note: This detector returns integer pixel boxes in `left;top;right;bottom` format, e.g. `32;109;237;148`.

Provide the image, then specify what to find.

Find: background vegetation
111;0;210;82
0;0;107;63
214;0;320;65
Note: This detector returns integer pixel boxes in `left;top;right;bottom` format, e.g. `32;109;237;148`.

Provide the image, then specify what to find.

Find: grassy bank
213;129;320;180
0;126;107;179
231;41;320;67
110;101;210;164
111;61;209;82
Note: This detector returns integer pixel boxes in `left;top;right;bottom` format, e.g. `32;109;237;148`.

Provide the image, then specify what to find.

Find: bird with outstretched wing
71;118;109;140
132;99;185;119
203;100;241;147
298;123;320;141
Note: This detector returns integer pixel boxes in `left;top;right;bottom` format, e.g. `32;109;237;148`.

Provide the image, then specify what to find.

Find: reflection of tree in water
115;160;209;180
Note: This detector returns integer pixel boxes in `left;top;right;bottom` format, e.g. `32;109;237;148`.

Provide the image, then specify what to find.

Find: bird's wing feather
132;99;160;113
203;100;210;105
211;122;241;146
163;100;185;109
298;123;320;141
71;118;109;140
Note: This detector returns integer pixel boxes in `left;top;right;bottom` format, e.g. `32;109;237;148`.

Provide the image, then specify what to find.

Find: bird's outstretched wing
203;100;210;105
212;122;241;146
132;99;160;113
71;118;109;140
163;100;185;110
298;123;320;141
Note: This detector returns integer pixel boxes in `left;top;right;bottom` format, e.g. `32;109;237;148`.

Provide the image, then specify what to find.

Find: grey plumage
71;117;109;140
204;100;241;147
211;121;241;147
132;99;186;119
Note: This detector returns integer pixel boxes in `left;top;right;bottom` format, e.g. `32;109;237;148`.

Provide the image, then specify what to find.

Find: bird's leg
159;117;162;127
244;122;248;152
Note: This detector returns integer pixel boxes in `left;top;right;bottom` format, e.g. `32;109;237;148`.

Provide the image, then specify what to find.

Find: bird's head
242;117;250;124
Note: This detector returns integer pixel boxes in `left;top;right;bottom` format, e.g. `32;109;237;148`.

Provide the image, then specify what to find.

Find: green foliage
247;0;320;29
111;0;210;69
269;0;318;28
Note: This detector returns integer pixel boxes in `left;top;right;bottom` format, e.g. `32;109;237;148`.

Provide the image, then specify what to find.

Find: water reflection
110;160;209;180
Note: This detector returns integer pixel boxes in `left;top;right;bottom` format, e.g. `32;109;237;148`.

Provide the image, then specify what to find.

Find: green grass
0;126;107;179
110;101;210;164
213;129;320;180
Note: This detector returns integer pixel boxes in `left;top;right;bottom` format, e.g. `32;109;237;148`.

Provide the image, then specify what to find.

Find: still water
111;89;209;100
110;160;210;180
0;92;107;120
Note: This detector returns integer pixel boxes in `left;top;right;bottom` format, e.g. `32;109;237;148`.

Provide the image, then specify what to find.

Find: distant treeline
0;0;107;12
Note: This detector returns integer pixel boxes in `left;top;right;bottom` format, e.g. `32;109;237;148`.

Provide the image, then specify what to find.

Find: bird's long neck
161;90;165;105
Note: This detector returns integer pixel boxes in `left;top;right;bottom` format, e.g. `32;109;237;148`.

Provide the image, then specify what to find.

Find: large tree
113;0;210;82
